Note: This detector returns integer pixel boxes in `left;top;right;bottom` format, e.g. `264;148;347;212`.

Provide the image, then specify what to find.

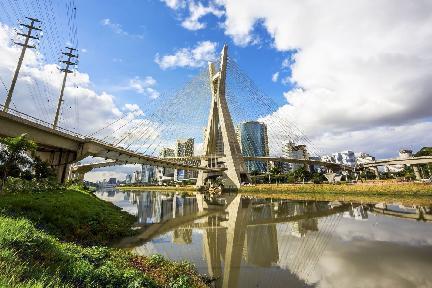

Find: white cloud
84;164;142;182
271;72;279;82
155;41;217;69
126;76;160;99
100;18;143;39
81;48;88;53
124;103;144;116
214;0;432;156
181;1;224;30
161;0;185;10
161;0;224;31
0;22;142;137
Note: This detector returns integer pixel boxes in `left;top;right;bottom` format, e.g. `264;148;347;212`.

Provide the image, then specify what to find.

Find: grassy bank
0;216;208;288
241;182;432;205
0;187;136;246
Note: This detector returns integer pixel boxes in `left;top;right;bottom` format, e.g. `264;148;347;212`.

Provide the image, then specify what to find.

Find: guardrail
0;104;86;139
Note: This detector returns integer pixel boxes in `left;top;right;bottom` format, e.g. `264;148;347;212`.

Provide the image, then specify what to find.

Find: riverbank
241;182;432;205
0;187;209;287
119;181;432;205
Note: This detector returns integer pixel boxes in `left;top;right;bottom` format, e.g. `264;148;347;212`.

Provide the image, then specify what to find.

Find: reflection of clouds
316;240;432;288
334;212;432;246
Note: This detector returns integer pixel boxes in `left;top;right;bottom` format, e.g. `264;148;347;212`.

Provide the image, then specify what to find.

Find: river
96;189;432;288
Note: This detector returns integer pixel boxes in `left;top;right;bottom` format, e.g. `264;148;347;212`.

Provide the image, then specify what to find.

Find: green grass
241;182;432;205
0;187;135;246
0;216;208;288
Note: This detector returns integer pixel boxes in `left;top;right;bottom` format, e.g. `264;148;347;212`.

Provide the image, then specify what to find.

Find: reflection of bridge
110;191;350;287
1;45;348;188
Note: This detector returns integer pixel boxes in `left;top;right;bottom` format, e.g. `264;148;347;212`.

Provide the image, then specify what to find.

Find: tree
0;135;37;193
293;167;311;183
415;147;432;157
33;156;55;180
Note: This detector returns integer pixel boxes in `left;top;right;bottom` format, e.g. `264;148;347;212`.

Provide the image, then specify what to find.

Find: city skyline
0;1;430;181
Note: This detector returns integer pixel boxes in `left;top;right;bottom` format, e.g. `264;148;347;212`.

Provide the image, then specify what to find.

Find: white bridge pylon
196;45;250;190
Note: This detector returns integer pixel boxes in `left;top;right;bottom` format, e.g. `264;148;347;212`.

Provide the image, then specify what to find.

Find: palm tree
0;134;37;193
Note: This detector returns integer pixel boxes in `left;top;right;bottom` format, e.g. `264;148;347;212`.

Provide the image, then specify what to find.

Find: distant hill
415;147;432;156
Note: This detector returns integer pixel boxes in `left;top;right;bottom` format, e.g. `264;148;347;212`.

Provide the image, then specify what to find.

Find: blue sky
76;0;291;109
1;0;431;180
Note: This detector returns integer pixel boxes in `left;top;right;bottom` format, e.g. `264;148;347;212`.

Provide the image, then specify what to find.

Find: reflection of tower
173;228;193;244
222;195;251;287
202;215;227;280
197;45;249;189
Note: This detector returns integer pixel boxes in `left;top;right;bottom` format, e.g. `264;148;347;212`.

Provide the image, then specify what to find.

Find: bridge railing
0;104;86;139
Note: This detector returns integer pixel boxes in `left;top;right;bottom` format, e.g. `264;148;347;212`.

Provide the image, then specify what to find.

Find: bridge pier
371;167;380;179
413;165;422;180
36;149;77;183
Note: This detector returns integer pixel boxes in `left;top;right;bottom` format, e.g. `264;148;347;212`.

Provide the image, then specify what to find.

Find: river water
96;189;432;288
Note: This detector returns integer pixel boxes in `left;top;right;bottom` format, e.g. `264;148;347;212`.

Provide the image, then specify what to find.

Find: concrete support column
413;165;422;180
371;167;379;179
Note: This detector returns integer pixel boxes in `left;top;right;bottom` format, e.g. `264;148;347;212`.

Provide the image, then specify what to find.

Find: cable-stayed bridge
1;42;350;189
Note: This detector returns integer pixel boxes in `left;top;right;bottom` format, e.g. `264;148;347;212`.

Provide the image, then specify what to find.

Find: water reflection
96;190;432;288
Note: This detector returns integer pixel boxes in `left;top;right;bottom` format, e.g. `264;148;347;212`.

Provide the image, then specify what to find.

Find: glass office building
238;121;269;173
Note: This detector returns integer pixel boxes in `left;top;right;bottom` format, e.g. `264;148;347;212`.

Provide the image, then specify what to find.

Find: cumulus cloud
161;0;185;10
0;22;150;139
125;76;160;99
161;0;224;31
210;0;432;157
314;240;432;288
181;1;224;30
155;41;217;69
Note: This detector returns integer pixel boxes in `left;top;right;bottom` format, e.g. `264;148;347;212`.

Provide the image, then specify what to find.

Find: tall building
157;148;175;182
175;138;197;180
237;121;269;173
282;141;309;171
141;164;155;183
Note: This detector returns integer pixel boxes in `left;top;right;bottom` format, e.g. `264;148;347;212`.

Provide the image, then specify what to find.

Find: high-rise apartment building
282;141;309;171
175;138;197;180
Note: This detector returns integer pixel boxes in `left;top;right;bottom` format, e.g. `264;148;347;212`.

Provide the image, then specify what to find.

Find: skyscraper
158;148;175;181
175;138;197;180
237;121;269;173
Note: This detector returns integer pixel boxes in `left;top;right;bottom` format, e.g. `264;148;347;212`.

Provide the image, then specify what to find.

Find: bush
3;177;64;194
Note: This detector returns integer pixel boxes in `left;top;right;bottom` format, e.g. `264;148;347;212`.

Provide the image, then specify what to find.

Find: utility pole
3;17;41;112
53;47;78;129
